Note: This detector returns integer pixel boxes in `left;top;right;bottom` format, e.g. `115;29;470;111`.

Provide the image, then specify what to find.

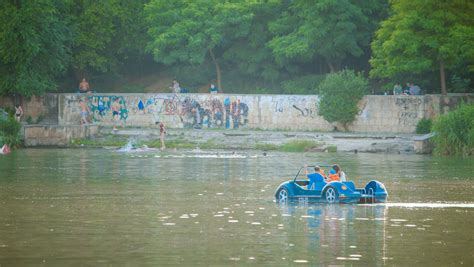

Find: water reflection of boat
278;204;388;264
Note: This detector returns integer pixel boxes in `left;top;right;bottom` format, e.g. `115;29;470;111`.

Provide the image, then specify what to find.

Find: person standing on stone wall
79;78;90;93
393;83;402;95
209;83;219;94
170;79;181;94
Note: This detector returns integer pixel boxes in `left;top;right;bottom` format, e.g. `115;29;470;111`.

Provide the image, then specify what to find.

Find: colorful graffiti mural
87;95;128;123
83;94;249;129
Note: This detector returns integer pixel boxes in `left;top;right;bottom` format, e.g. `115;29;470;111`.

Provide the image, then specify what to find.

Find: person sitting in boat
327;164;347;182
305;165;326;190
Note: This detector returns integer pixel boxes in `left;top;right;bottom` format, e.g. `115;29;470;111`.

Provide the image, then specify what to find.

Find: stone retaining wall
23;125;99;147
2;93;473;133
57;93;473;133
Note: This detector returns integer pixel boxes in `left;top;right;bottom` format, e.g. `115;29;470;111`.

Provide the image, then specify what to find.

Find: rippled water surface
0;149;473;265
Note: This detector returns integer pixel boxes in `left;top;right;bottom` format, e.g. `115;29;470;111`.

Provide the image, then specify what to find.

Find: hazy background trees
0;0;472;96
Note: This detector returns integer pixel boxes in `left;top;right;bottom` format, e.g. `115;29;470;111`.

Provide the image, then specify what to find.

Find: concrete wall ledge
23;124;99;147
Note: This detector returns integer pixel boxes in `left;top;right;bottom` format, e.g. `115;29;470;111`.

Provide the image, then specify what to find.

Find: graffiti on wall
87;95;128;122
83;94;249;129
395;97;422;125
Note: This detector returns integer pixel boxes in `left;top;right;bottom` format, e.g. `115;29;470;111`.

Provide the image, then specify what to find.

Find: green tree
370;0;474;95
0;0;71;96
70;0;149;76
318;69;368;129
145;0;253;90
268;0;386;73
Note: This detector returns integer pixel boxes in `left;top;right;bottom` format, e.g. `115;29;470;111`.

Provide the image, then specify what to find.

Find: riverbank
71;127;416;154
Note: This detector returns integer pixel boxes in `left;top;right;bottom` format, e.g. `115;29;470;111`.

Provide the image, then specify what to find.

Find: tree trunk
439;59;447;95
209;48;222;91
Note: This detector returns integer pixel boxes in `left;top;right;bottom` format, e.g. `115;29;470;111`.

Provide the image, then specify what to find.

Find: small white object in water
163;223;175;226
293;260;308;263
251;222;261;225
228;220;239;223
336;257;360;261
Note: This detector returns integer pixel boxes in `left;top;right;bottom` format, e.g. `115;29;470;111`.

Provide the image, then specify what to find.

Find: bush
0;115;22;147
317;69;368;129
415;118;433;134
280;140;321;152
432;104;474;156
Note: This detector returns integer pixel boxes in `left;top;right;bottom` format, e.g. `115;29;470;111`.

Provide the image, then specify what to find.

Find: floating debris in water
163;223;175;226
337;257;360;261
404;224;417;227
229;257;240;261
293;259;308;263
179;214;189;219
228;220;239;223
251;222;261;225
390;219;408;222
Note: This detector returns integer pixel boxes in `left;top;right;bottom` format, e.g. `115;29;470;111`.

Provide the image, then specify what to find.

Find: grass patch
255;143;279;151
326;145;337;153
71;136;128;147
280;140;321;152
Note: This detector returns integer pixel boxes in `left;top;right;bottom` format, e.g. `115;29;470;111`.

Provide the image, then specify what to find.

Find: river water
0;148;473;266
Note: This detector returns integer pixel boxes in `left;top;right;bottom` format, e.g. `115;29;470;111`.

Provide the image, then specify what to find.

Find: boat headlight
341;185;347;191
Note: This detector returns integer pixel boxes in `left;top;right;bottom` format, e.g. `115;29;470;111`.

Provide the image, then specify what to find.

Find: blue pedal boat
275;165;388;204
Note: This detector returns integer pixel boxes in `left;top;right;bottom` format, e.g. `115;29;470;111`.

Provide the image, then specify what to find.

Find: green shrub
416;118;433;134
255;143;279;151
326;145;337;153
317;69;368;129
0;115;22;147
432;104;474;156
280;140;321;152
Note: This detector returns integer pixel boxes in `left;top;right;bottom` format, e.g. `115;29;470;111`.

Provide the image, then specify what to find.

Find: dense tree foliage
370;0;474;95
145;0;253;90
0;0;472;96
0;0;71;96
268;0;387;73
